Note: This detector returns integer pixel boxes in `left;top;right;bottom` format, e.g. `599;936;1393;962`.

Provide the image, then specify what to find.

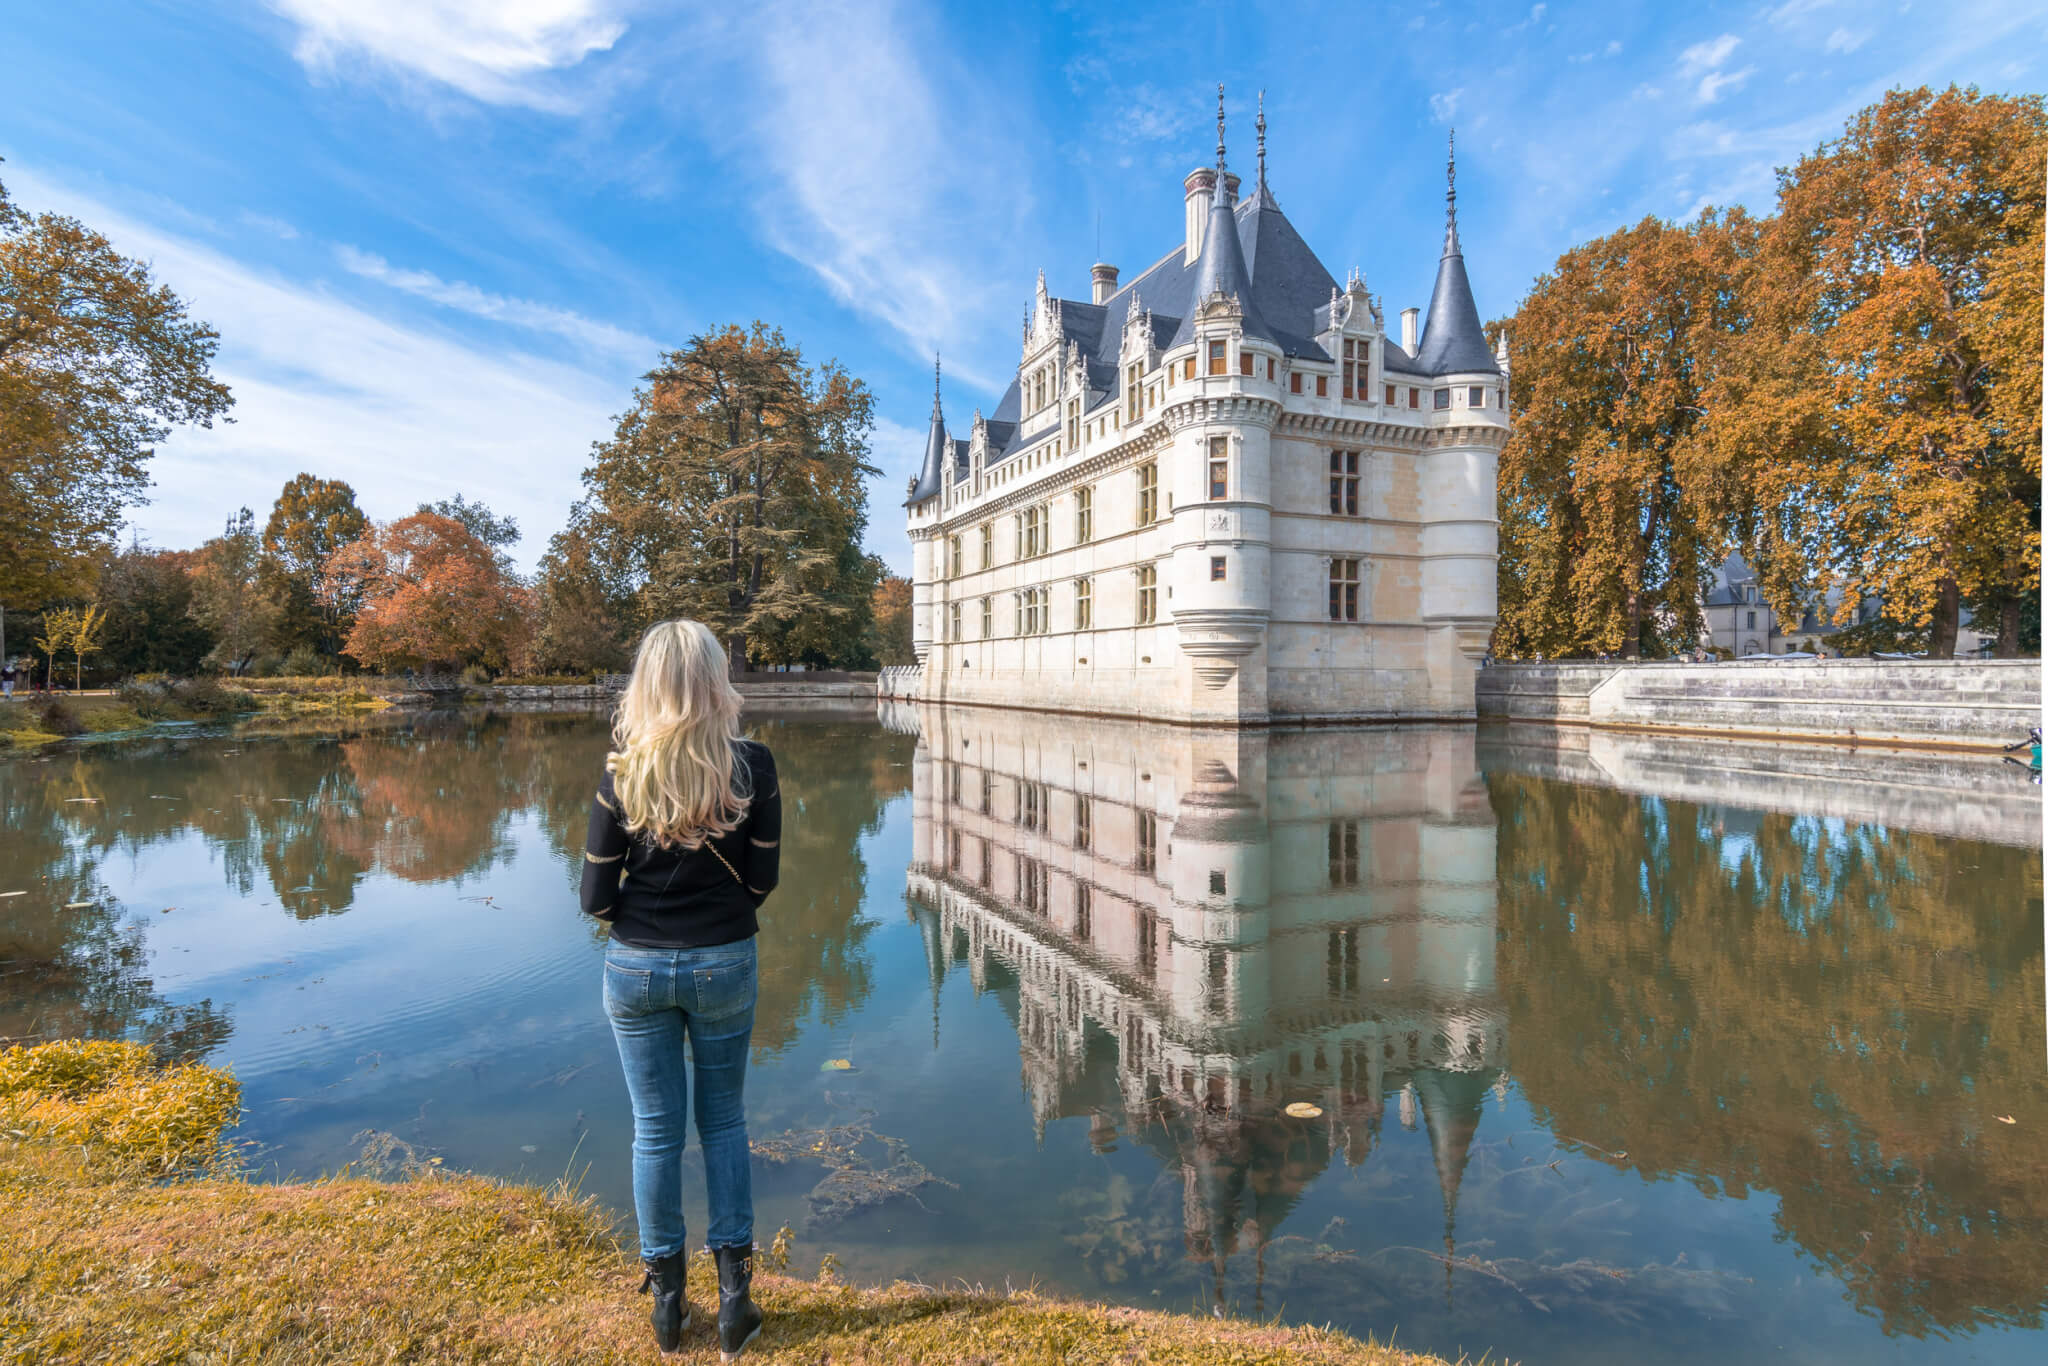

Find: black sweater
579;740;780;948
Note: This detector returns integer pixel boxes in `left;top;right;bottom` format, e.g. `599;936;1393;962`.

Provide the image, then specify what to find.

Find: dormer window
1126;363;1141;421
1066;398;1079;452
1342;339;1370;400
1207;341;1226;376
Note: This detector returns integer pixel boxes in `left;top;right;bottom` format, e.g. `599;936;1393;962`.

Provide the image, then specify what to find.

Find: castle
904;91;1506;726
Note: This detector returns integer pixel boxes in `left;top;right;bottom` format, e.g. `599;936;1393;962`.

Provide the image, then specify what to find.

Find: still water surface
3;705;2042;1366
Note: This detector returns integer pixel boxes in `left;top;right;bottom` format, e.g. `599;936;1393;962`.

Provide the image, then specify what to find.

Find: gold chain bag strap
703;837;745;888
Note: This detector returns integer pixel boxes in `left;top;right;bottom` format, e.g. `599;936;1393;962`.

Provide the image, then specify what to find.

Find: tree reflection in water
1491;769;2047;1339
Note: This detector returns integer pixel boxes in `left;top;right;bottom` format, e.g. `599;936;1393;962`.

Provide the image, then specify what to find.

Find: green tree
95;544;212;678
0;167;234;613
527;526;630;676
574;323;879;674
1700;86;2045;657
263;474;368;658
189;508;276;676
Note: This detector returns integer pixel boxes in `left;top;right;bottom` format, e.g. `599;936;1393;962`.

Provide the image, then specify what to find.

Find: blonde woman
582;620;778;1360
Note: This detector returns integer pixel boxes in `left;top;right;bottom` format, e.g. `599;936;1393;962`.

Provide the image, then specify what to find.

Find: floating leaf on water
63;901;93;910
0;891;25;899
1996;1114;2016;1124
1284;1102;1324;1119
821;1059;855;1072
63;798;99;804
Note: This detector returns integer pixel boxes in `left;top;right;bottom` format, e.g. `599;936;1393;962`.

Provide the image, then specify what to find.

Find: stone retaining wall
1477;658;2039;750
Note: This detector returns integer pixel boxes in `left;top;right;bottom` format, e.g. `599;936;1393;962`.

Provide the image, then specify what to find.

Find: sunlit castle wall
903;108;1504;726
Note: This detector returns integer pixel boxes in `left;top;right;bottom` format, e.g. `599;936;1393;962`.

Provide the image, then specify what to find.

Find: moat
3;706;2041;1366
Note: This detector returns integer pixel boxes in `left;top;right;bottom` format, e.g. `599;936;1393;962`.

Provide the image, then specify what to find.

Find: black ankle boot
712;1243;763;1361
639;1250;690;1355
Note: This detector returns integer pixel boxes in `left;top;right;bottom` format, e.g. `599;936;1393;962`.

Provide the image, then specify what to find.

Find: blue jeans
603;937;757;1260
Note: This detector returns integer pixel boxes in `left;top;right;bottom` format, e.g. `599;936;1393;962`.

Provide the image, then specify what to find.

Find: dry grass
0;1041;1466;1366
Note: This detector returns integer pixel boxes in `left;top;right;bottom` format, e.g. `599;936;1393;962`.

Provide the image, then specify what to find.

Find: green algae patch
0;1041;1470;1365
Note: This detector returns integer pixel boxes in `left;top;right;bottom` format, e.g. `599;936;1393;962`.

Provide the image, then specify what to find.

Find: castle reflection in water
891;702;1503;1303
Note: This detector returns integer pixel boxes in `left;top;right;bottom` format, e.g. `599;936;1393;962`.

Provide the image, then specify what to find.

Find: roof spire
1256;90;1267;195
932;351;942;417
1215;82;1227;175
1444;128;1460;256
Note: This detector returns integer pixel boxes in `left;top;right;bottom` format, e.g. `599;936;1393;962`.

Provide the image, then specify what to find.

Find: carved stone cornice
1161;394;1282;432
930;423;1173;531
1276;412;1428;447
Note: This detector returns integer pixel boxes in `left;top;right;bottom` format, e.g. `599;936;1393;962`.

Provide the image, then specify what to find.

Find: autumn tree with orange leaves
1700;85;2044;657
325;510;530;675
1493;86;2042;659
1492;214;1752;657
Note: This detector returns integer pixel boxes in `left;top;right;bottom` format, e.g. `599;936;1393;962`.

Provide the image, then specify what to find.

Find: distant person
582;619;779;1360
1;660;14;699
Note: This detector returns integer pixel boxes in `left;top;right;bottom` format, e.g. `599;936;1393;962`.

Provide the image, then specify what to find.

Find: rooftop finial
1443;128;1462;256
1215;82;1227;174
1256;90;1267;194
932;351;942;416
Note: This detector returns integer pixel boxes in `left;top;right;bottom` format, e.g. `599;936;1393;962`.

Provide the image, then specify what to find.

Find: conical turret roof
1413;132;1499;377
905;357;948;505
1168;90;1276;351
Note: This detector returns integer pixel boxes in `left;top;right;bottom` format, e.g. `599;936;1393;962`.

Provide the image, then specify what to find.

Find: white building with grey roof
904;92;1506;725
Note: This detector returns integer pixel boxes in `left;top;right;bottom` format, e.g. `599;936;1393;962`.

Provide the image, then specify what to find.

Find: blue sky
4;0;2041;575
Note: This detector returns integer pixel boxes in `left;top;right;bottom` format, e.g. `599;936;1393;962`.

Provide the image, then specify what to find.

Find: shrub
36;698;85;736
279;646;335;677
459;664;493;686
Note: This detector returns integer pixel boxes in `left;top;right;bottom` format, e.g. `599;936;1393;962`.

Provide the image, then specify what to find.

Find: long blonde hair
607;619;752;848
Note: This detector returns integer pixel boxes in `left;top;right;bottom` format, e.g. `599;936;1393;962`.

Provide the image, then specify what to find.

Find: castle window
1066;398;1080;452
1238;350;1253;376
1013;592;1024;636
1330;450;1360;516
1342;339;1358;398
1183;356;1195;380
1075;883;1092;941
1127;363;1142;421
979;522;993;568
1210;556;1226;581
980;596;993;638
1136;564;1158;624
1075;576;1092;629
1267;357;1276;381
948;601;961;641
1434;388;1451;410
947;534;962;577
1075;486;1093;543
1136;462;1158;525
1207;340;1226;376
1316;374;1328;397
1074;797;1092;852
1409;387;1420;409
1208;436;1229;500
1470;386;1486;408
1290;372;1302;394
1329;558;1360;621
1385;383;1397;405
1136;811;1157;874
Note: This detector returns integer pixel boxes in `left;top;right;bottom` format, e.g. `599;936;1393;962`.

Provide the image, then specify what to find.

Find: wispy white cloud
1766;0;1834;26
1678;34;1741;76
1570;39;1623;63
659;1;1027;388
1429;88;1464;124
1697;66;1756;104
335;245;659;364
1824;27;1869;53
7;165;623;570
239;211;300;240
1504;4;1548;36
267;0;626;112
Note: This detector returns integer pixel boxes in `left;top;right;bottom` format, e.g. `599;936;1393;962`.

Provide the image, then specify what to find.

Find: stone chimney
1401;307;1420;354
1183;168;1217;265
1091;262;1119;304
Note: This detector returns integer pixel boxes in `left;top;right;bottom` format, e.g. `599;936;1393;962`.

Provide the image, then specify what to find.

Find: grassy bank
0;1041;1468;1365
0;676;403;751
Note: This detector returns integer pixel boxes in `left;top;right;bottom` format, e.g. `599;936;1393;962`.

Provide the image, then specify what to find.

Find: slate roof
905;377;950;505
960;156;1491;474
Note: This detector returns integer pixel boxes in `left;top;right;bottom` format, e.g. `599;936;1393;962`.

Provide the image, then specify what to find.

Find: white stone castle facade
904;96;1506;726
